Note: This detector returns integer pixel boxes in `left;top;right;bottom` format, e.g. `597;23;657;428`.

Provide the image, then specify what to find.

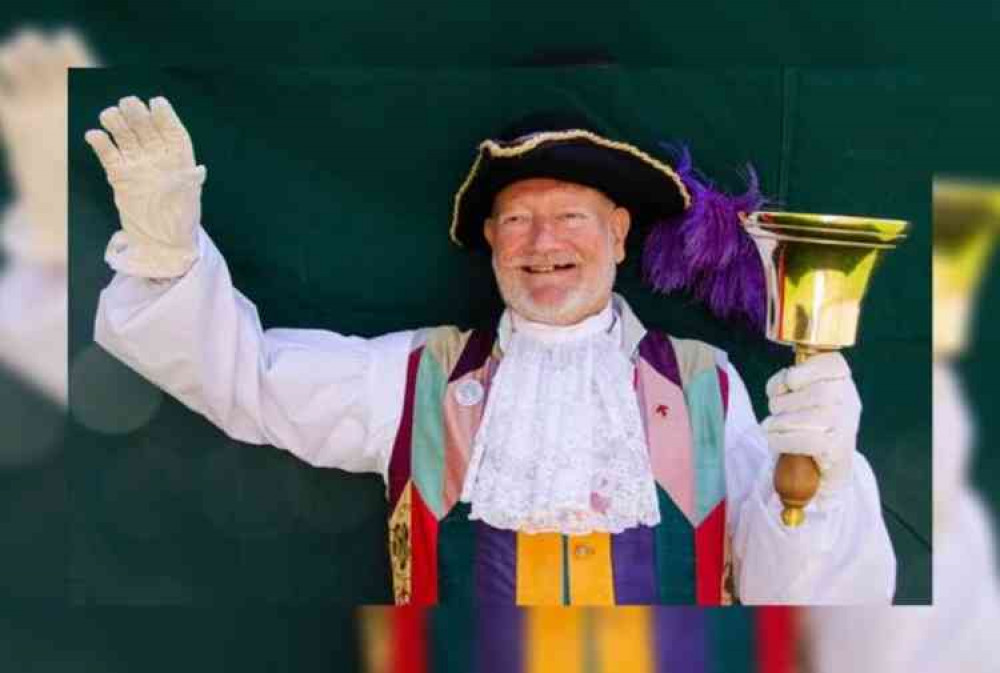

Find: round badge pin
454;379;484;407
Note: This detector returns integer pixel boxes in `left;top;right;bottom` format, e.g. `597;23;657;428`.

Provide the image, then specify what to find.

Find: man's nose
528;218;561;250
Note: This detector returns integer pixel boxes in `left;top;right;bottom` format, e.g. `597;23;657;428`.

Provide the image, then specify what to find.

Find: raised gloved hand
761;351;861;498
0;28;95;264
85;95;206;278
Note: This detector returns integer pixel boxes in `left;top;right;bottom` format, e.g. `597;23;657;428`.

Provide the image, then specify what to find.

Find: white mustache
505;255;581;268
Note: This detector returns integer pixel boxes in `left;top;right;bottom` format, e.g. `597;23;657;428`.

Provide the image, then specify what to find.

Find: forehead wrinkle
492;178;615;213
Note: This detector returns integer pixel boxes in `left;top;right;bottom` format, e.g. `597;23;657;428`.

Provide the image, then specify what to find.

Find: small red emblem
655;404;669;418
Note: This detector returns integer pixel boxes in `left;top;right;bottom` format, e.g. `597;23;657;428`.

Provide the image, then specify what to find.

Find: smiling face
484;178;631;325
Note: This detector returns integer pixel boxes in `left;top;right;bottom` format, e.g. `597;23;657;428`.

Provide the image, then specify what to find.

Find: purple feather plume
641;145;767;331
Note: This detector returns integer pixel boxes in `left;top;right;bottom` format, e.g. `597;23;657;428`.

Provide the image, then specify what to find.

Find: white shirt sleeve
0;205;68;405
94;228;412;481
723;361;897;605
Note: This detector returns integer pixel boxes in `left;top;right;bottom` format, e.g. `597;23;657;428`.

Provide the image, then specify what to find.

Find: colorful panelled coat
363;605;800;673
387;299;736;605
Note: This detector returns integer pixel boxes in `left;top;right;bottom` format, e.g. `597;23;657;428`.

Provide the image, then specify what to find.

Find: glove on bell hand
85;96;206;279
761;351;861;498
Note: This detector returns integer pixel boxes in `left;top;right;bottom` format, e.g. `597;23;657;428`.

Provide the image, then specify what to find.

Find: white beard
490;245;617;326
459;305;661;535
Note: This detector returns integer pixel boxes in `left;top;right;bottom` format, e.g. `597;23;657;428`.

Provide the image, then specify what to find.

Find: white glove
84;95;206;278
761;351;861;497
0;28;95;265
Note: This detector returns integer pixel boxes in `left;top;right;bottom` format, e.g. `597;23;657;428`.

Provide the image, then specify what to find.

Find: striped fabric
363;606;801;673
386;305;733;606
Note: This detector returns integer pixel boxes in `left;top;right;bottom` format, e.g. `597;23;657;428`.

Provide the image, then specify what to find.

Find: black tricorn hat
450;111;691;249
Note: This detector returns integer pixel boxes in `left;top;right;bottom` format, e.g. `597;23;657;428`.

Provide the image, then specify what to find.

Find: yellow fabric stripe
387;482;412;605
567;533;615;605
594;608;654;673
526;608;584;673
516;532;564;605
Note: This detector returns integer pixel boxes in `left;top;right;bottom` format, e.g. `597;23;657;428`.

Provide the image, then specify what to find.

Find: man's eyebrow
494;207;529;217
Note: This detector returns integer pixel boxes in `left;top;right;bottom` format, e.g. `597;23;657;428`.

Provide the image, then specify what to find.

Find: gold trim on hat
449;129;692;246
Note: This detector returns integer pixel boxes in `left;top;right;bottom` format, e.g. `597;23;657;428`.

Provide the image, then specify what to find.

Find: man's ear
611;207;631;263
483;218;496;249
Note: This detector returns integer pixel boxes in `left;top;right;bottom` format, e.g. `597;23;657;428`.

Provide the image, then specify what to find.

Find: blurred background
0;3;998;673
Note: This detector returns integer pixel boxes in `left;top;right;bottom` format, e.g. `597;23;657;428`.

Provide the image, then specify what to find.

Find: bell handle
773;345;829;527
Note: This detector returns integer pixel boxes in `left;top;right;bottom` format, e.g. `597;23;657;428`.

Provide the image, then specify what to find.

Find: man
85;95;895;605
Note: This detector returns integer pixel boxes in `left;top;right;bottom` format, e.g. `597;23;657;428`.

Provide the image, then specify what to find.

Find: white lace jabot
459;301;661;535
508;303;615;343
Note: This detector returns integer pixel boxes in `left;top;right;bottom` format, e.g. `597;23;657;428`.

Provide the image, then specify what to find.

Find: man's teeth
525;264;573;273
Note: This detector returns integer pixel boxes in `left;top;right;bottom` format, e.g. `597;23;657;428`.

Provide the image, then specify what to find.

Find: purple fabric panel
611;525;658;604
638;332;682;388
475;523;517;604
654;607;707;673
388;347;423;507
475;605;524;673
717;365;730;417
449;324;498;382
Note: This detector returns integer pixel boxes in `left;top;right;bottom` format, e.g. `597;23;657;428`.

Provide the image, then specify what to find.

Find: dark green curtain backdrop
68;67;931;605
5;3;1000;66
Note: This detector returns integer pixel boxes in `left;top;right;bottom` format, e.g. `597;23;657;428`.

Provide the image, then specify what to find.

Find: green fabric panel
683;370;728;526
429;605;477;673
653;486;695;604
706;609;755;673
436;503;477;605
561;536;570;606
424;326;469;382
412;348;448;519
670;337;721;388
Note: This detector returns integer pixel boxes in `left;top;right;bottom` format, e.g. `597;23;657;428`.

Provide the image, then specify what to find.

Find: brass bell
742;211;909;526
932;179;1000;359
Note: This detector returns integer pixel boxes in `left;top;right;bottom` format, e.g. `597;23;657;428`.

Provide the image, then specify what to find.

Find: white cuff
104;229;200;279
1;203;67;266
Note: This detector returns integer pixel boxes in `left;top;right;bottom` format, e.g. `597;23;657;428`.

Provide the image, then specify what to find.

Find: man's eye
502;215;527;225
559;213;586;221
